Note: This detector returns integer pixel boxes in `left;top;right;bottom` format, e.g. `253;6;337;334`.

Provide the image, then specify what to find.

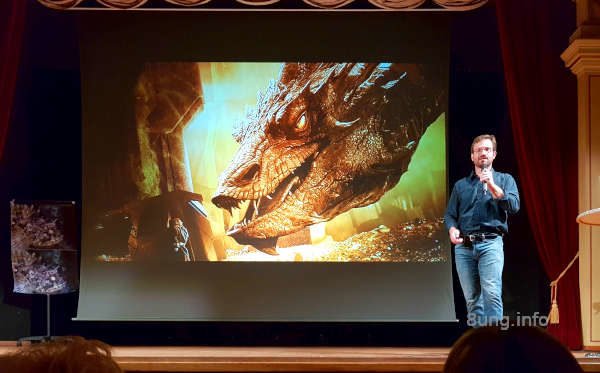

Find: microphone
481;165;489;193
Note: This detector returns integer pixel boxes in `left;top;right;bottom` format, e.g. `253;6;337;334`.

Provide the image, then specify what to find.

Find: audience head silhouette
0;336;122;373
444;326;582;373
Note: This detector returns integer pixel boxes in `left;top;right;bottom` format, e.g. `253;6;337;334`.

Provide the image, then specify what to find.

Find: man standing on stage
444;134;520;327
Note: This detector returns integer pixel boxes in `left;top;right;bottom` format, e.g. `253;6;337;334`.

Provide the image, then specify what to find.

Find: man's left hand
480;169;504;199
479;168;494;186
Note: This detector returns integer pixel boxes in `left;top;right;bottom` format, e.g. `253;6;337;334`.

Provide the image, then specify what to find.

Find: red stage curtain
496;0;582;349
0;0;27;162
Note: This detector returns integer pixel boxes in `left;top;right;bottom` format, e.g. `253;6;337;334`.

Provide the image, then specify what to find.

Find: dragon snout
233;163;260;185
211;195;239;210
212;161;262;209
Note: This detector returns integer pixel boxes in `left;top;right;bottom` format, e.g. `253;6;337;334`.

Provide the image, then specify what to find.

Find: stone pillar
562;11;600;348
134;62;203;198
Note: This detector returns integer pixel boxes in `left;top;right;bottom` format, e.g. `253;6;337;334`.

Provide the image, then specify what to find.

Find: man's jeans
455;236;504;327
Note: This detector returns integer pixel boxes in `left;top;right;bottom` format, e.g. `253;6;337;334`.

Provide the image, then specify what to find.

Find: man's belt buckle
467;234;483;243
467;233;499;243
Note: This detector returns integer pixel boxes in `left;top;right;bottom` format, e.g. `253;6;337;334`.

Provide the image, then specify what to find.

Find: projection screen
76;12;455;321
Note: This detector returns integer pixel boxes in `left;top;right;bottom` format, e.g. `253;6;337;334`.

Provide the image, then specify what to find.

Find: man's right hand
449;227;464;245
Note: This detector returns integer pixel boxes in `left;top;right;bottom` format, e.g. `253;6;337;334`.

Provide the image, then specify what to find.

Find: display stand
17;294;54;346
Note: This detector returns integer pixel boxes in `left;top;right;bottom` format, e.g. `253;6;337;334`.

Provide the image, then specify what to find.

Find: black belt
462;232;502;246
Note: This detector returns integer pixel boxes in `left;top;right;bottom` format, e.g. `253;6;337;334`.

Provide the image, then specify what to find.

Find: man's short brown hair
471;134;497;153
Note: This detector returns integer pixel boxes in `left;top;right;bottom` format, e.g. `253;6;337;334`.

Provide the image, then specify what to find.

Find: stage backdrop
76;12;455;321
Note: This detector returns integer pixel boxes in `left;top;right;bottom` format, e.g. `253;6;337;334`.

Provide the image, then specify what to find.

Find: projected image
85;62;448;262
10;201;78;294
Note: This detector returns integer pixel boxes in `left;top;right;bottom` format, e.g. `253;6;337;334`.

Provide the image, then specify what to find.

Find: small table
577;208;600;226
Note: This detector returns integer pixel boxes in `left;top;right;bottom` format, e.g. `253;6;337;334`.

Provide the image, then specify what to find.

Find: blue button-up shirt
444;169;520;235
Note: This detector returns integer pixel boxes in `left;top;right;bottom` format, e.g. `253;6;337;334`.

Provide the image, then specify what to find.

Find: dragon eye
295;113;307;132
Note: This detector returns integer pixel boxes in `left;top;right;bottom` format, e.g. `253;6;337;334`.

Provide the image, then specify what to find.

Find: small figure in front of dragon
168;217;190;261
212;62;446;255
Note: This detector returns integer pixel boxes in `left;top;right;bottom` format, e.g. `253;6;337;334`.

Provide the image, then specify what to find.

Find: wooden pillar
562;0;600;350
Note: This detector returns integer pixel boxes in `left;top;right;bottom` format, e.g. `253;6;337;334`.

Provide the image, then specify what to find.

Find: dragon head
211;63;445;253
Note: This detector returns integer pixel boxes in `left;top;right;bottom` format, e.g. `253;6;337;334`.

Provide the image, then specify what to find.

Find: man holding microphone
444;134;520;327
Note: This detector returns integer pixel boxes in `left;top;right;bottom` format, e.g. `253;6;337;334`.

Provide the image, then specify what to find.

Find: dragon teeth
266;194;272;200
278;176;300;204
226;224;241;236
